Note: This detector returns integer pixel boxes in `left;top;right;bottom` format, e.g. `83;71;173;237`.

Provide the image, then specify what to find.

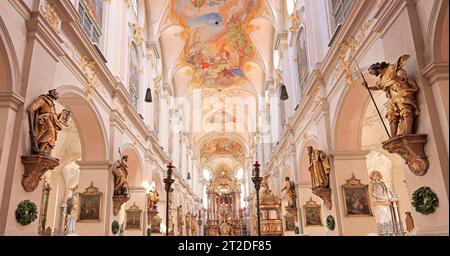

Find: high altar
204;170;245;236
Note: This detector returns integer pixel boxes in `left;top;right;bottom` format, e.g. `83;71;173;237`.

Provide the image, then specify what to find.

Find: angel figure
364;55;420;137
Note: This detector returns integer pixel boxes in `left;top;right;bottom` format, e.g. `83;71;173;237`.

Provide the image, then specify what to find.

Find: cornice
0;91;25;111
76;160;111;170
421;62;449;84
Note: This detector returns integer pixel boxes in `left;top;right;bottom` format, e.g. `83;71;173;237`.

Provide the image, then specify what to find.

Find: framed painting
285;215;296;231
304;198;323;226
342;174;373;217
126;203;142;230
78;182;102;222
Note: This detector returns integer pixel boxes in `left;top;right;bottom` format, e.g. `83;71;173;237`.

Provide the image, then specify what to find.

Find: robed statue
364;55;420;137
307;146;331;189
110;152;130;196
177;205;184;235
281;177;297;208
27;89;71;156
191;214;197;235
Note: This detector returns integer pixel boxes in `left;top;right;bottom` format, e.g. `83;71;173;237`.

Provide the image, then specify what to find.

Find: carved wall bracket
382;134;428;176
112;195;129;216
21;155;59;192
312;187;332;210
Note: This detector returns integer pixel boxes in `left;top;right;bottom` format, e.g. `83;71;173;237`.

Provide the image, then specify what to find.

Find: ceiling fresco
170;0;264;88
200;137;244;156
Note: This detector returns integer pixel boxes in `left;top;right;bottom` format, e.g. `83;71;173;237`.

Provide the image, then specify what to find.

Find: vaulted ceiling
149;0;278;182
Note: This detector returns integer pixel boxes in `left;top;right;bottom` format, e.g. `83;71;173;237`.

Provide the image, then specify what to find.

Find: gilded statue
147;189;160;210
364;55;420;137
191;214;197;235
177;205;184;235
185;212;191;228
281;177;297;208
168;214;174;234
262;175;270;193
307;146;331;189
27;89;71;156
109;153;130;196
289;11;300;32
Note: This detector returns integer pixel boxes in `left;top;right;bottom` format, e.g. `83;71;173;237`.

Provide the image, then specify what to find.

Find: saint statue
177;205;184;235
65;186;79;235
168;215;174;234
185;212;191;227
364;55;420;137
262;175;270;193
147;189;159;210
110;154;129;196
281;177;297;208
307;146;331;189
405;212;415;232
289;11;301;32
191;214;197;235
27;89;71;156
168;188;174;208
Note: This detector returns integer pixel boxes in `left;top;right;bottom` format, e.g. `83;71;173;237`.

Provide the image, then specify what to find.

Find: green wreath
112;220;120;235
412;187;439;215
15;200;38;226
326;215;335;231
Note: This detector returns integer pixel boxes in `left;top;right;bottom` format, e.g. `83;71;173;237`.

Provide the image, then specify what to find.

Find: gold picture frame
78;182;102;222
304;198;323;226
285;215;296;230
342;174;373;217
126;203;142;230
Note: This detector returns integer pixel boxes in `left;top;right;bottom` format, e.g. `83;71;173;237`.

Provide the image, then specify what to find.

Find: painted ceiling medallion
170;0;263;88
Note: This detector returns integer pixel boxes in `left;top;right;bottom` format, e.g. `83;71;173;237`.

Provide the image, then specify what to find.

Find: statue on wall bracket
363;55;428;176
307;146;332;210
109;149;130;216
281;176;298;218
147;189;159;225
22;89;71;192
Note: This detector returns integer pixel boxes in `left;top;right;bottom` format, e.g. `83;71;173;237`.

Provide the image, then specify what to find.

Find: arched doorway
40;87;107;236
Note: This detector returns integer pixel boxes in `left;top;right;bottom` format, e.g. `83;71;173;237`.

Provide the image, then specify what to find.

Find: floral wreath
412;187;439;215
326;215;335;231
15;200;38;226
112;220;120;235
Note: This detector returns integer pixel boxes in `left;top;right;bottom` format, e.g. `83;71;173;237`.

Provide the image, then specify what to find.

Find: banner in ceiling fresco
170;0;264;88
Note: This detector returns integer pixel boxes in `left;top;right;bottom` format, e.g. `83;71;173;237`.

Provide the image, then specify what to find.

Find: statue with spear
357;55;420;138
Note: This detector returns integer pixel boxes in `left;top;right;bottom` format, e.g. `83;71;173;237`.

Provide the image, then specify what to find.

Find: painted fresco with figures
0;0;447;238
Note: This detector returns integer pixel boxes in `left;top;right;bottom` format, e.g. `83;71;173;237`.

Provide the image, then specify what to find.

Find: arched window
331;0;355;27
296;25;309;91
129;43;140;109
78;0;104;45
131;0;138;16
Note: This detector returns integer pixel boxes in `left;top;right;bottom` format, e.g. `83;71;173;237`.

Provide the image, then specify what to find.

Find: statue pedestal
112;195;129;216
382;134;428;176
312;187;332;210
21;155;59;192
147;208;158;225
